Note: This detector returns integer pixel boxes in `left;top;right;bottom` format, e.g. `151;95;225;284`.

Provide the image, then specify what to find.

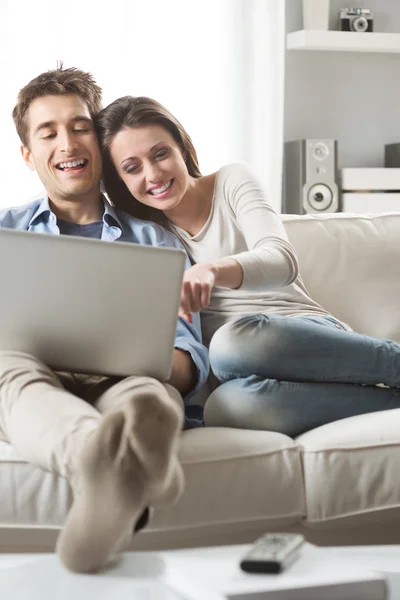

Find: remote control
240;533;305;574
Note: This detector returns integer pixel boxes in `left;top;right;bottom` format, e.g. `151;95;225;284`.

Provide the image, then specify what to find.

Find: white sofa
2;211;400;553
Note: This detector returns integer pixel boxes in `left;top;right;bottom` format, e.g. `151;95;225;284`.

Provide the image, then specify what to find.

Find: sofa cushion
296;408;400;527
283;212;400;342
0;428;305;539
151;427;305;532
0;441;72;528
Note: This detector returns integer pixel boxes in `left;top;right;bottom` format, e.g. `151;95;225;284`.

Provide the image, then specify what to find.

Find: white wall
284;0;400;169
0;0;241;207
0;0;285;213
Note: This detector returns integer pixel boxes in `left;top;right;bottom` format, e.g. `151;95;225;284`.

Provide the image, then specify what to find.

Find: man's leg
95;376;184;505
0;351;100;482
56;375;184;573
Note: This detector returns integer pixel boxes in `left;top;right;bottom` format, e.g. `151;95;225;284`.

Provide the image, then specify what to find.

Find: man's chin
57;182;101;200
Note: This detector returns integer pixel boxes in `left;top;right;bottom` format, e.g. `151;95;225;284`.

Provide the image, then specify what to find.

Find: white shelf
342;193;400;213
287;30;400;53
341;168;400;191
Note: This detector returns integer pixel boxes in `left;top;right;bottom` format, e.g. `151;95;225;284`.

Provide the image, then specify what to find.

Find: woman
95;96;400;437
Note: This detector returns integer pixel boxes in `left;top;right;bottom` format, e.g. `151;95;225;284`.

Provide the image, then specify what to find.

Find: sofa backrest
283;212;400;343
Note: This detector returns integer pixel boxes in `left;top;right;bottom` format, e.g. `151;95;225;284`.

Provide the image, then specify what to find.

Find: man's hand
179;263;217;323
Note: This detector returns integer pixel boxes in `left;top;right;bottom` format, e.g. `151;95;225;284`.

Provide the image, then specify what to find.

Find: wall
284;0;400;169
0;0;242;208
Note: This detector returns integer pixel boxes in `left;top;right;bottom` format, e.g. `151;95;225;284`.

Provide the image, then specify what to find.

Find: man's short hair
12;66;103;148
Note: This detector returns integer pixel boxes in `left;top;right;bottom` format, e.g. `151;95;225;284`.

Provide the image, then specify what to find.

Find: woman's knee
209;315;262;370
210;315;265;351
209;314;281;382
204;378;296;436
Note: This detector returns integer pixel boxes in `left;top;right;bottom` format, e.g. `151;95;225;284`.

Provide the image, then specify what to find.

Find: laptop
0;228;186;379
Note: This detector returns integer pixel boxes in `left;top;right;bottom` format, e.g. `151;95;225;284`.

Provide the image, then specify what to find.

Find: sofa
2;210;400;553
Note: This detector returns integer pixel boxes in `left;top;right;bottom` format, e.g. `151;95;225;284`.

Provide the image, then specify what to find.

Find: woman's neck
165;173;217;237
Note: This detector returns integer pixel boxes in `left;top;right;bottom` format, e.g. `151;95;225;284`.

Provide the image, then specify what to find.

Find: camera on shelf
339;8;373;32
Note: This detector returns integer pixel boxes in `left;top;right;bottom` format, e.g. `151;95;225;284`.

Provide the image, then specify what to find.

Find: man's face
21;94;102;204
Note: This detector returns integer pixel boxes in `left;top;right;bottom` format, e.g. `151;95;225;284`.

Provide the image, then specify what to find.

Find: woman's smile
147;178;174;199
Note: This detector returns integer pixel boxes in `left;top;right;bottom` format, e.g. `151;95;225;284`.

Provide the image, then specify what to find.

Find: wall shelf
287;30;400;53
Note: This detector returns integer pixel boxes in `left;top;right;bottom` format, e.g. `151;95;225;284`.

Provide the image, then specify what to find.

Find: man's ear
21;145;36;171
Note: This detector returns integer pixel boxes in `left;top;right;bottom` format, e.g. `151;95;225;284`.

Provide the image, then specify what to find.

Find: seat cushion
0;441;72;527
296;408;400;527
152;427;305;531
0;428;305;542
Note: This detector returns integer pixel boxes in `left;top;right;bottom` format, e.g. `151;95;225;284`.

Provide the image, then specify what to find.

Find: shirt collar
28;196;52;227
102;197;124;231
28;193;124;232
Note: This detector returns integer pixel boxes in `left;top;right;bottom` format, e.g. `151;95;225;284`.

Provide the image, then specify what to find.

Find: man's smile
56;158;88;172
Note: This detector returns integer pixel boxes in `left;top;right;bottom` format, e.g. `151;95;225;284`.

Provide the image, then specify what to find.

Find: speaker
385;143;400;167
283;139;340;214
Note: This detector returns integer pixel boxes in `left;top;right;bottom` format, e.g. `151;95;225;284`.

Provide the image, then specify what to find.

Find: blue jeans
204;314;400;437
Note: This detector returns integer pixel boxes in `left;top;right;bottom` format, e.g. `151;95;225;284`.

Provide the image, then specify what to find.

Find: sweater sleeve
225;163;299;291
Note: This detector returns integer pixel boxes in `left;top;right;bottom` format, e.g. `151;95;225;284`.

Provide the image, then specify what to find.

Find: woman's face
109;124;191;213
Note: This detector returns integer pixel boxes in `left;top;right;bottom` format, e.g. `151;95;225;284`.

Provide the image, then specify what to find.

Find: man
0;67;209;573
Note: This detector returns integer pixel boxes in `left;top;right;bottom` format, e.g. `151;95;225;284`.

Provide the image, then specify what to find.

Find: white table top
0;543;399;599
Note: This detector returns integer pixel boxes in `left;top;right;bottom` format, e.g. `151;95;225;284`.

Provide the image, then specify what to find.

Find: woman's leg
209;314;400;387
204;375;400;437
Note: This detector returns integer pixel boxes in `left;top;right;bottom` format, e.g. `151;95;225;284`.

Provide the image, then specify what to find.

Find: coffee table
0;543;398;599
0;552;224;600
329;545;400;599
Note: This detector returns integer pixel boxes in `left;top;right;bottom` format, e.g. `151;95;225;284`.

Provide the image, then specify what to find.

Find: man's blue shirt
0;196;209;407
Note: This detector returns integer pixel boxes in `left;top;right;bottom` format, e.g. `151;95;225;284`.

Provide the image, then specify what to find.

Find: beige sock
56;385;184;573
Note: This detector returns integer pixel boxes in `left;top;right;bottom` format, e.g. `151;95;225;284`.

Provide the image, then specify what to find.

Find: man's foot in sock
56;385;184;573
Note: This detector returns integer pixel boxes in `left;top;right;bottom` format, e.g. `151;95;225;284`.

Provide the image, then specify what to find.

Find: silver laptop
0;228;186;379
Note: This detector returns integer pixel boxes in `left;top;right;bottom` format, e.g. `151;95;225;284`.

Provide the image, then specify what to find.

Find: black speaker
385;143;400;167
283;139;340;214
